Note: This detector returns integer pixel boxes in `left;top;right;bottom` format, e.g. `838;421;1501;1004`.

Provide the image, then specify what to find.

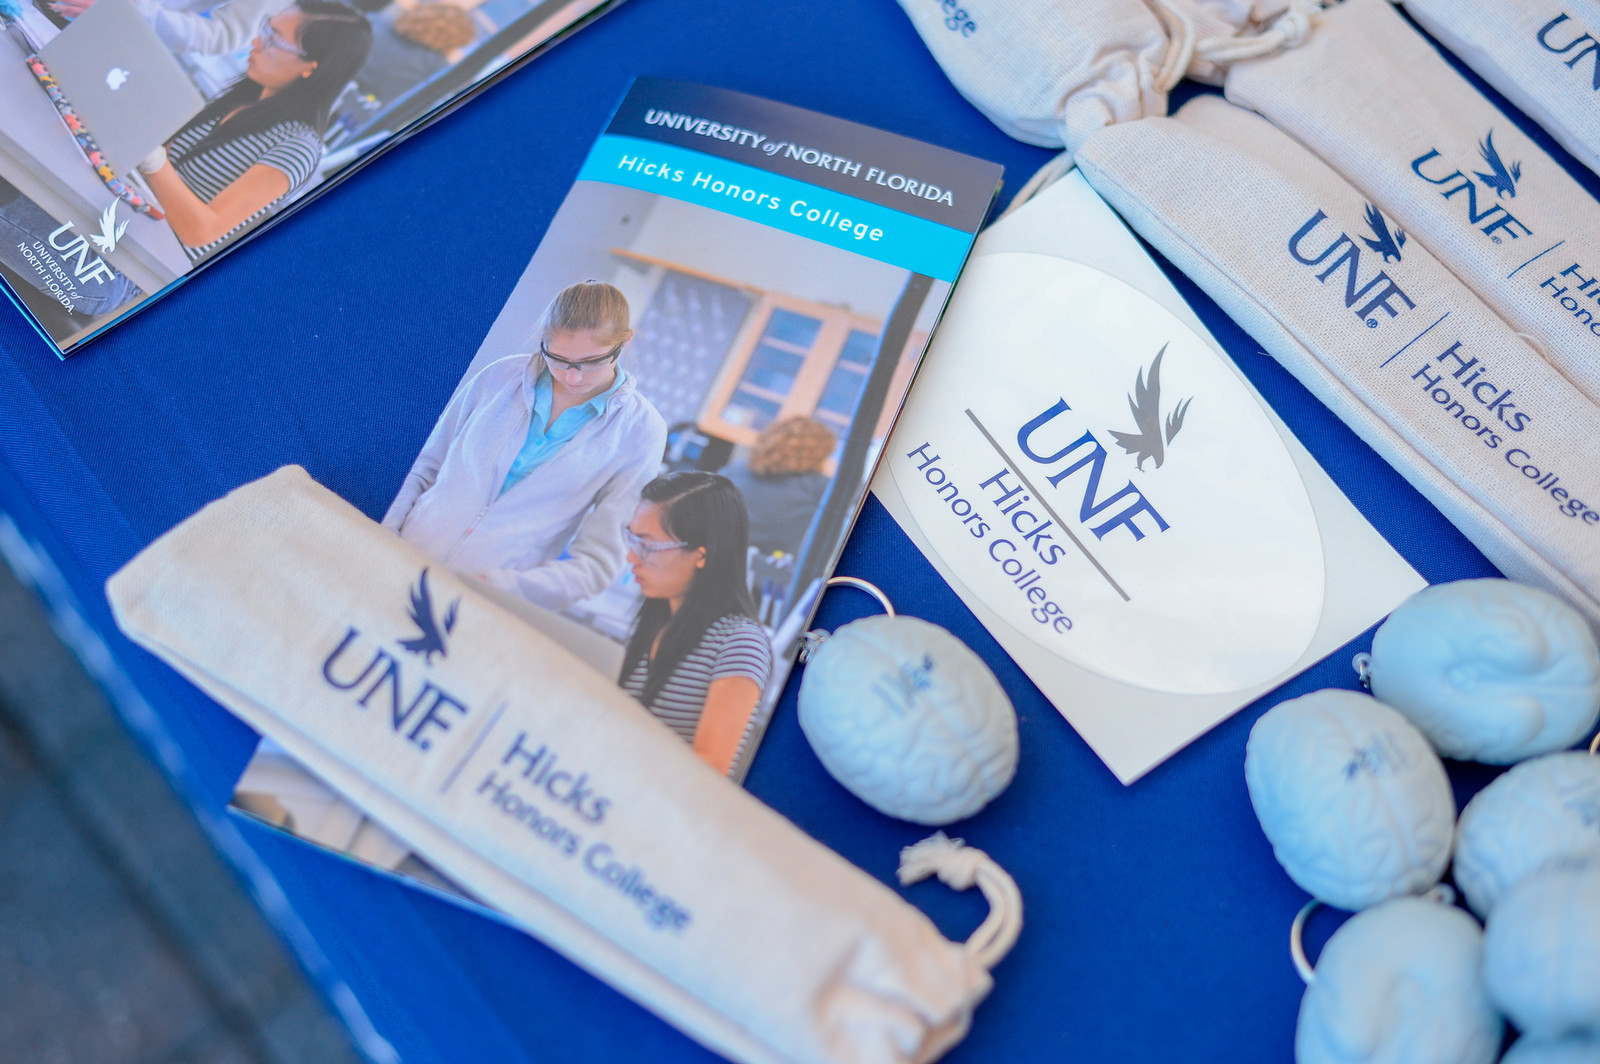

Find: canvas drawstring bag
1398;0;1600;184
890;0;1174;154
1075;96;1600;626
1146;0;1317;85
891;0;1326;157
939;0;1323;215
1223;0;1600;406
106;466;1021;1064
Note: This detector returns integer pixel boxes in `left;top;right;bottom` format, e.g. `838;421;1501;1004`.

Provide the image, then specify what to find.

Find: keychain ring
1289;899;1321;984
1290;884;1456;985
823;575;896;617
799;577;895;662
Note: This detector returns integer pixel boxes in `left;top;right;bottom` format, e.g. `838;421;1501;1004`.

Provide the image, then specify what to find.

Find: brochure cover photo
0;0;619;356
229;77;1003;895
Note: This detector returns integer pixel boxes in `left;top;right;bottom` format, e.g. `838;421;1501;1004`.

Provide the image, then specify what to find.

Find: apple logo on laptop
105;67;130;91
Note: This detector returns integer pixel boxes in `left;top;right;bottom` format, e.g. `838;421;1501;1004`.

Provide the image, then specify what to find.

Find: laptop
37;0;206;177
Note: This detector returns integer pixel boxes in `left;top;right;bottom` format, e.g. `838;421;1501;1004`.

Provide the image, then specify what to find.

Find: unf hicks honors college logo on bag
887;253;1326;697
320;568;468;750
317;566;619;840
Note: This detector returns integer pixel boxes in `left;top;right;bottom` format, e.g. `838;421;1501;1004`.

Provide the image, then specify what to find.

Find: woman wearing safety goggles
383;280;669;613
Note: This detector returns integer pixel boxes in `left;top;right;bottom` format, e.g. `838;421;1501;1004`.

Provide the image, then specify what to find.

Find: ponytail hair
539;279;633;348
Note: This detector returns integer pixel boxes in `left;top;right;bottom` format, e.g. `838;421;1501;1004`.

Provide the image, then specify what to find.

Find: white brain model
1369;580;1600;764
1453;751;1600;918
798;615;1018;825
1245;690;1455;911
1485;862;1600;1039
1297;897;1502;1064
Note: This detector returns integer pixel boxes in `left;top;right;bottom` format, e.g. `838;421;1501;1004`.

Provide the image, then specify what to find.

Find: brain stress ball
799;613;1018;826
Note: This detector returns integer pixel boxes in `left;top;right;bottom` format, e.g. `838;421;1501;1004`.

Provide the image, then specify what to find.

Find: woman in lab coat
384;280;669;612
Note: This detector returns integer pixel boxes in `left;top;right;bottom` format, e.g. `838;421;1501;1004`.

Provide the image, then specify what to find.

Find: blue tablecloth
4;1;1590;1060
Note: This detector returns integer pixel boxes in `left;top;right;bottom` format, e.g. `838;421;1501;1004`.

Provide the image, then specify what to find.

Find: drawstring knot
1154;0;1325;91
898;833;1023;971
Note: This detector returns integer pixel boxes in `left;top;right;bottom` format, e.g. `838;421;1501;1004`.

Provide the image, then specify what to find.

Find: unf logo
1107;344;1192;471
1411;130;1532;244
320;568;468;752
1009;345;1190;545
398;568;458;664
1288;206;1417;328
1537;13;1600;90
43;209;122;287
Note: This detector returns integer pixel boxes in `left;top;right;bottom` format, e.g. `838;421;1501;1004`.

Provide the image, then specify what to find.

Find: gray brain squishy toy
798;614;1018;825
1453;751;1600;918
1245;689;1455;911
1368;579;1600;764
1484;861;1600;1039
1296;896;1503;1064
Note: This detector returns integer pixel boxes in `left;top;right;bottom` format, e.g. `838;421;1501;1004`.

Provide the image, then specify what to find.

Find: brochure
872;170;1427;785
228;76;1003;889
0;0;622;356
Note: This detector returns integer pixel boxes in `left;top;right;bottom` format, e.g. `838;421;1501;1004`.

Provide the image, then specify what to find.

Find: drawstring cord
898;833;1023;970
1151;0;1323;91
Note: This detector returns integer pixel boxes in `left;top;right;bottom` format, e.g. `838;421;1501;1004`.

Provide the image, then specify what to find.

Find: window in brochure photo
701;295;923;465
624;271;754;434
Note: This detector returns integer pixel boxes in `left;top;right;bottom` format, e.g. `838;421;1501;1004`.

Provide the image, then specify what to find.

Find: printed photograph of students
383;279;668;611
0;0;613;349
722;417;835;624
137;1;373;260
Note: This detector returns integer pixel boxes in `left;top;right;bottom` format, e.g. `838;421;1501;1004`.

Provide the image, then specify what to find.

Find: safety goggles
541;341;623;375
622;525;689;561
257;14;309;59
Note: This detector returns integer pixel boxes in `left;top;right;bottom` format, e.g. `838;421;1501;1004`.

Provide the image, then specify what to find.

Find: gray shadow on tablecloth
0;556;366;1064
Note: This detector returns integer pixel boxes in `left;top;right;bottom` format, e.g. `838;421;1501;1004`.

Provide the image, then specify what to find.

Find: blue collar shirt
499;367;629;497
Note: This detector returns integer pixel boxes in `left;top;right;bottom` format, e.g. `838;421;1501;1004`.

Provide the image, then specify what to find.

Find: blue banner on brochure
578;135;973;281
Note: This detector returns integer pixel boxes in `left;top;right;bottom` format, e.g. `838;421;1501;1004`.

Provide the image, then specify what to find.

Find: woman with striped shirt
136;0;371;260
619;472;773;777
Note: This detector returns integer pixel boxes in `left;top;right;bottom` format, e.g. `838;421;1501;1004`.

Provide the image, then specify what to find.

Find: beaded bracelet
25;53;166;220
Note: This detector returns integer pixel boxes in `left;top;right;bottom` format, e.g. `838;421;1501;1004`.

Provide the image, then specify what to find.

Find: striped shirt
622;614;773;756
166;115;321;262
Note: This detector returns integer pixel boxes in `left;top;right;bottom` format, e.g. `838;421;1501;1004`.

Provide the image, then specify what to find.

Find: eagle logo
1359;203;1406;263
398;568;458;665
1474;130;1522;199
89;201;128;255
1108;344;1193;472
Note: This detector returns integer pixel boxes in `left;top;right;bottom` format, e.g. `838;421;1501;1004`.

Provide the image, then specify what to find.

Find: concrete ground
0;556;366;1064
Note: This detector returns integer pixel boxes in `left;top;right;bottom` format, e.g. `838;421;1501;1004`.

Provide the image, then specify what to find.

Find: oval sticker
888;252;1325;694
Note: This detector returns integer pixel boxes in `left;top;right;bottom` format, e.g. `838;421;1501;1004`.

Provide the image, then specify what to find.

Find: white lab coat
133;0;288;56
382;354;666;612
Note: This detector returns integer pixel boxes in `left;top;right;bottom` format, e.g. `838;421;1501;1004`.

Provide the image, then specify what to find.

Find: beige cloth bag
1146;0;1314;85
105;466;1020;1064
1224;0;1600;405
891;0;1319;162
891;0;1172;152
1076;96;1600;625
1400;0;1600;184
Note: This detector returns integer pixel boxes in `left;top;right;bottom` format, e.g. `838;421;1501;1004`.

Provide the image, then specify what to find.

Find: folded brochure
229;76;1003;883
0;0;621;356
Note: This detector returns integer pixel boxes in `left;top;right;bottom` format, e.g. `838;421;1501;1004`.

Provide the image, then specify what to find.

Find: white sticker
889;253;1325;694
